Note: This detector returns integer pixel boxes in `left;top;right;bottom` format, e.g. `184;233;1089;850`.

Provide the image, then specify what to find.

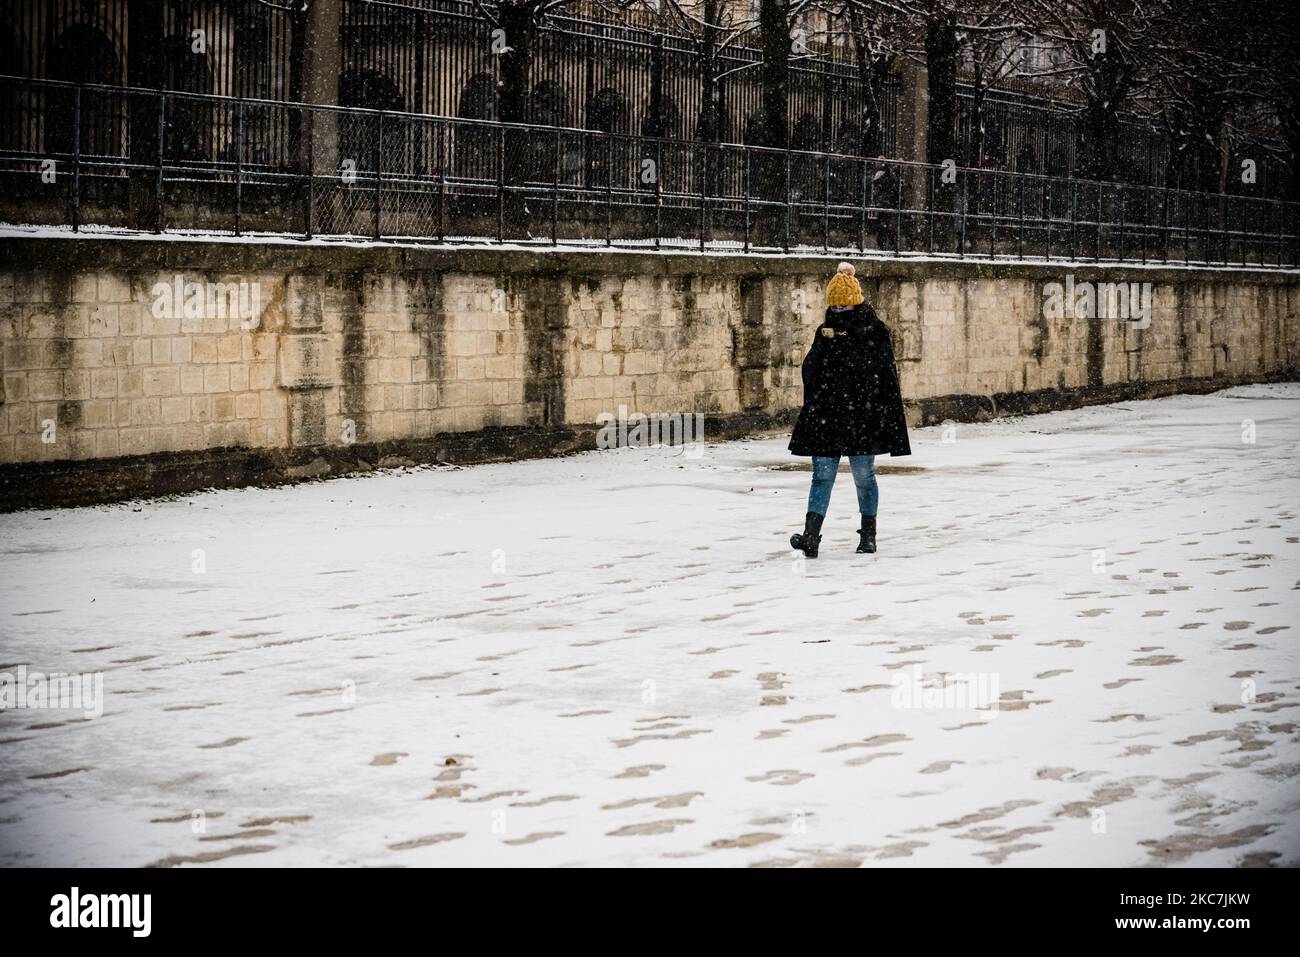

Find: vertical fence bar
498;125;506;244
894;164;902;254
1118;185;1126;262
1095;185;1102;261
156;93;166;233
1069;179;1076;260
699;142;706;253
822;153;830;253
1204;193;1211;264
374;112;383;241
72;85;81;232
305;108;314;239
958;175;966;257
1164;187;1175;261
552;127;559;247
1017;175;1024;259
1044;181;1051;261
235;98;244;237
858;158;866;253
1139;185;1147;264
437;122;446;244
654;138;662;250
1278;198;1285;267
1201;192;1208;264
1256;198;1264;266
607;132;614;247
989;174;996;258
743;147;751;254
1245;199;1252;266
1184;189;1191;264
927;167;935;254
784;149;792;253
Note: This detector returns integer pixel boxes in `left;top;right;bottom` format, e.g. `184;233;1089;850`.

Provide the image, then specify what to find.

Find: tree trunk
1078;98;1119;181
696;1;722;143
127;0;165;231
1078;52;1127;182
924;10;958;246
969;70;986;168
758;0;790;150
847;10;887;159
755;0;790;245
924;12;957;168
497;4;534;235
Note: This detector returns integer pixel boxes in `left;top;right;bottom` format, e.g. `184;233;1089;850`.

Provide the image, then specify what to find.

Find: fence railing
2;76;1297;268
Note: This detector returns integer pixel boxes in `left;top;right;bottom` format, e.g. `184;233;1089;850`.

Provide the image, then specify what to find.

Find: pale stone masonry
0;239;1297;476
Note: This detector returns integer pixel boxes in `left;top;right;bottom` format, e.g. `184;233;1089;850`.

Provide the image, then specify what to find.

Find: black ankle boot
856;515;877;554
791;512;825;558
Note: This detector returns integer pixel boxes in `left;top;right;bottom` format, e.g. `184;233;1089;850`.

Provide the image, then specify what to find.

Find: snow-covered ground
2;385;1298;868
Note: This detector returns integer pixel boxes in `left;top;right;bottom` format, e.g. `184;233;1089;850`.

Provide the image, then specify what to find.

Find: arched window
828;122;862;201
46;25;121;158
642;97;683;191
457;73;497;122
48;24;119;85
339;69;405;176
454;72;497;180
585;88;627;188
529;80;580;183
641;97;680;141
587;88;627;135
1015;143;1039;174
0;24;26;154
1047;146;1068;178
530;79;569;127
163;34;213;164
693;91;728;144
790;113;821;201
791;113;820;152
834;122;861;157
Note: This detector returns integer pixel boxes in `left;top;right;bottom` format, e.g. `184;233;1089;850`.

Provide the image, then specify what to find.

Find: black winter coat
788;303;912;457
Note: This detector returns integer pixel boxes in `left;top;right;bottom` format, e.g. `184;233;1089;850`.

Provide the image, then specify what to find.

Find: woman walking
789;263;911;557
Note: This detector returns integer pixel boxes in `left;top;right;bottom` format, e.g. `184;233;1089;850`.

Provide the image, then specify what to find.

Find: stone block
278;333;336;390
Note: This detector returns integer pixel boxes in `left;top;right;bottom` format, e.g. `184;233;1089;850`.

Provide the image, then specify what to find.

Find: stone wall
1;236;1297;507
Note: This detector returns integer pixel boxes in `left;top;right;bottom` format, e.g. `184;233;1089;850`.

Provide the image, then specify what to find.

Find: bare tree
1212;0;1300;200
659;0;751;144
470;0;581;126
958;0;1032;168
827;0;916;159
1018;0;1169;181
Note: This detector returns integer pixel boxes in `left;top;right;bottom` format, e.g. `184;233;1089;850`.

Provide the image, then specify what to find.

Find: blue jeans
808;455;877;517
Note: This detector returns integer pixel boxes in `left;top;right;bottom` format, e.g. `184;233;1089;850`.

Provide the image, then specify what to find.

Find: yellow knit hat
826;271;864;308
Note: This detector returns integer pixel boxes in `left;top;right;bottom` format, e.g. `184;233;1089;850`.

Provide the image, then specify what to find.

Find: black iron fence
338;0;900;156
957;83;1293;200
7;0;1291;198
2;0;296;99
2;77;1297;268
